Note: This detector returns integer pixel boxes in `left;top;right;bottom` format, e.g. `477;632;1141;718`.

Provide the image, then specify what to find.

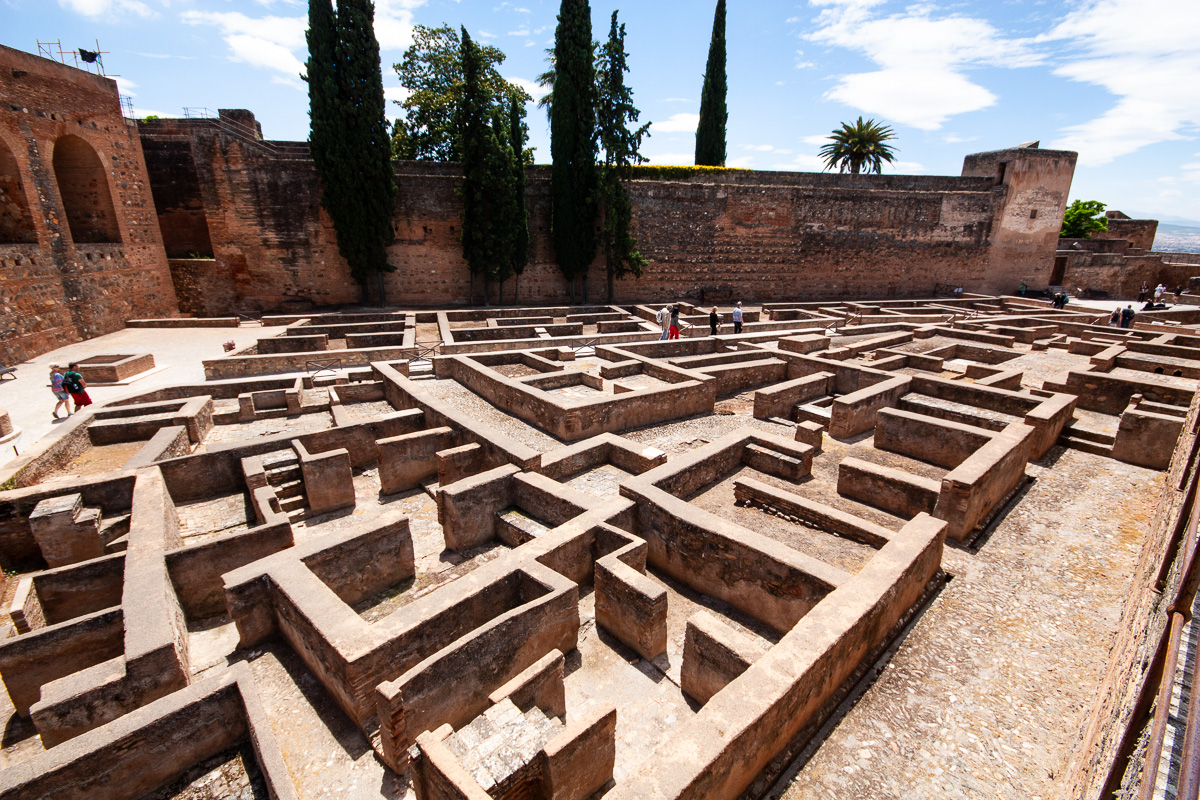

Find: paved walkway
0;324;287;470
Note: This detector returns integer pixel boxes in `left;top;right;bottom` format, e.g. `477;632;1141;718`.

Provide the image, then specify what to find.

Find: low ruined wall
1064;393;1200;798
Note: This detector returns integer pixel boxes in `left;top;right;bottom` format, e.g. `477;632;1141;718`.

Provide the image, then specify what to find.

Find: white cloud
506;76;549;102
661;97;693;104
508;27;530;36
943;133;977;144
226;34;306;85
773;153;827;172
727;156;756;168
59;0;152;19
116;77;137;96
182;11;306;49
650;113;700;134
802;134;830;145
1042;0;1200;165
805;0;1042;129
643;153;695;166
742;144;774;152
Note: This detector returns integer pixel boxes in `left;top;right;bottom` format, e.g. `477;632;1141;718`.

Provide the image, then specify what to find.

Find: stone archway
51;134;121;244
0;138;36;244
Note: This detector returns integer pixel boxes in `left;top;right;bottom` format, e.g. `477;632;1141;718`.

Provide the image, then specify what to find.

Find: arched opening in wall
51;135;121;244
0;140;36;244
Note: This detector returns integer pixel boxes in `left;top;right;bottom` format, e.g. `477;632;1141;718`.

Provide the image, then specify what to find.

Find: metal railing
305;358;342;382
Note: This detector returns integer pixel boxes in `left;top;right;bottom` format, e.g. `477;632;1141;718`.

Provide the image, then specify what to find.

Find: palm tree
819;117;898;175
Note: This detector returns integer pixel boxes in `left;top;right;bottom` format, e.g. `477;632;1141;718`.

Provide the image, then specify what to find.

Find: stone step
1059;435;1114;457
104;534;129;554
266;465;301;485
278;494;307;513
1061;424;1116;445
273;479;305;499
98;512;130;546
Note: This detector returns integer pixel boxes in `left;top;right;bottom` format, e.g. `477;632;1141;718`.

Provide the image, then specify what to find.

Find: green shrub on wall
627;164;751;181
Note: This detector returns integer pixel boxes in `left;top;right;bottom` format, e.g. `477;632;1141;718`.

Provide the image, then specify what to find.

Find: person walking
1018;282;1027;297
1108;308;1121;327
1120;304;1136;328
709;307;720;336
62;363;93;411
1155;283;1166;302
732;301;744;334
668;305;681;340
49;364;70;419
655;305;670;340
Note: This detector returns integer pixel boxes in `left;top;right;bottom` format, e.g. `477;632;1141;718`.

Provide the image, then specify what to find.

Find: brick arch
0;137;36;244
51;134;121;244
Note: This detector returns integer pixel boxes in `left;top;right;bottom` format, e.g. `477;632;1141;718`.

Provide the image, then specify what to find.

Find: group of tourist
1138;281;1184;305
657;302;745;339
1108;305;1138;328
48;363;92;419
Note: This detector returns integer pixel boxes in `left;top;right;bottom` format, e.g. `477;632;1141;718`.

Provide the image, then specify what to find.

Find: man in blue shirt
732;302;744;334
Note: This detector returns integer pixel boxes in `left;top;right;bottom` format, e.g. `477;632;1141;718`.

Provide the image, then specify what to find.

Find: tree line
304;0;900;305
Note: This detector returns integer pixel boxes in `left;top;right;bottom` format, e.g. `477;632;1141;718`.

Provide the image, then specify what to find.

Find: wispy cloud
506;76;549;102
805;0;1043;130
643;152;695;166
650;113;699;134
182;10;306;86
58;0;153;19
1042;0;1200;165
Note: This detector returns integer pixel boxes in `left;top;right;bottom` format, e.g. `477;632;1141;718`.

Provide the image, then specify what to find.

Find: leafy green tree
306;0;396;304
694;0;727;167
819;117;898;175
1060;200;1109;238
457;31;530;305
392;25;530;162
550;0;599;303
596;11;650;302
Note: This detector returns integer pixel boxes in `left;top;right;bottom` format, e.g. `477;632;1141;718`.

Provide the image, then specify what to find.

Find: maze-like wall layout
0;294;1196;799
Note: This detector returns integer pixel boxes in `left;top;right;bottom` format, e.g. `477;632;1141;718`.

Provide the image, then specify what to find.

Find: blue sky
4;0;1199;221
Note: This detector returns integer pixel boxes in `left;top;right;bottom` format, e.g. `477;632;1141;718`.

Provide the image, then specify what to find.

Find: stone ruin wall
139;115;1078;315
0;45;178;364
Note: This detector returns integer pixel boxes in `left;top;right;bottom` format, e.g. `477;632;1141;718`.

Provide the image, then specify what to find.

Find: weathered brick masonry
140;112;1077;314
0;45;178;363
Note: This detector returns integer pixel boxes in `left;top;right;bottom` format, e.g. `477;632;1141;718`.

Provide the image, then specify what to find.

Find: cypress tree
306;0;338;201
306;0;396;304
458;28;491;304
596;11;649;303
507;95;530;302
550;0;598;303
694;0;727;167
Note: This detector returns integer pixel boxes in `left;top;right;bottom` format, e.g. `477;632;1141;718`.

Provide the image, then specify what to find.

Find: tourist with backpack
1120;305;1136;328
62;363;93;411
49;364;70;419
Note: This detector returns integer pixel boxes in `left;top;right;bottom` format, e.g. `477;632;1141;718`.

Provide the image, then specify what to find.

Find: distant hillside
1153;223;1200;254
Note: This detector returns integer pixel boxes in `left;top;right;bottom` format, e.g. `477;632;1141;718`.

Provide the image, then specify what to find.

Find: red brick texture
0;45;178;364
140;114;1078;314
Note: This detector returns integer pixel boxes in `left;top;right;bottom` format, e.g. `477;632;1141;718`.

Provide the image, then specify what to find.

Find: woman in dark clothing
63;363;93;411
709;307;720;335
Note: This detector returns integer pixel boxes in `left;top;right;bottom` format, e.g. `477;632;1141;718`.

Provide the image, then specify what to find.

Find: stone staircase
1058;423;1116;457
100;513;132;553
261;450;308;521
441;697;563;796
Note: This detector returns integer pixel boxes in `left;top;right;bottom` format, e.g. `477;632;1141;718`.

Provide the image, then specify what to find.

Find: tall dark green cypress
458;28;491;303
694;0;727;167
507;95;530;302
306;0;396;304
306;0;338;201
550;0;598;303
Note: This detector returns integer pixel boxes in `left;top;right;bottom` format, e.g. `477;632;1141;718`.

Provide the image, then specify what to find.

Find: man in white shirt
656;305;670;340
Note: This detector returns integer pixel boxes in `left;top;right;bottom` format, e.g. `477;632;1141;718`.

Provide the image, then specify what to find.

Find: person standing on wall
62;363;93;412
733;301;743;334
656;305;670;340
709;307;720;336
668;305;681;340
49;364;70;419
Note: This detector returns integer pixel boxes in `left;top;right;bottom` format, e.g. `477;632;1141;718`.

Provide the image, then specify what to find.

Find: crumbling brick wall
0;44;178;363
142;114;1077;313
